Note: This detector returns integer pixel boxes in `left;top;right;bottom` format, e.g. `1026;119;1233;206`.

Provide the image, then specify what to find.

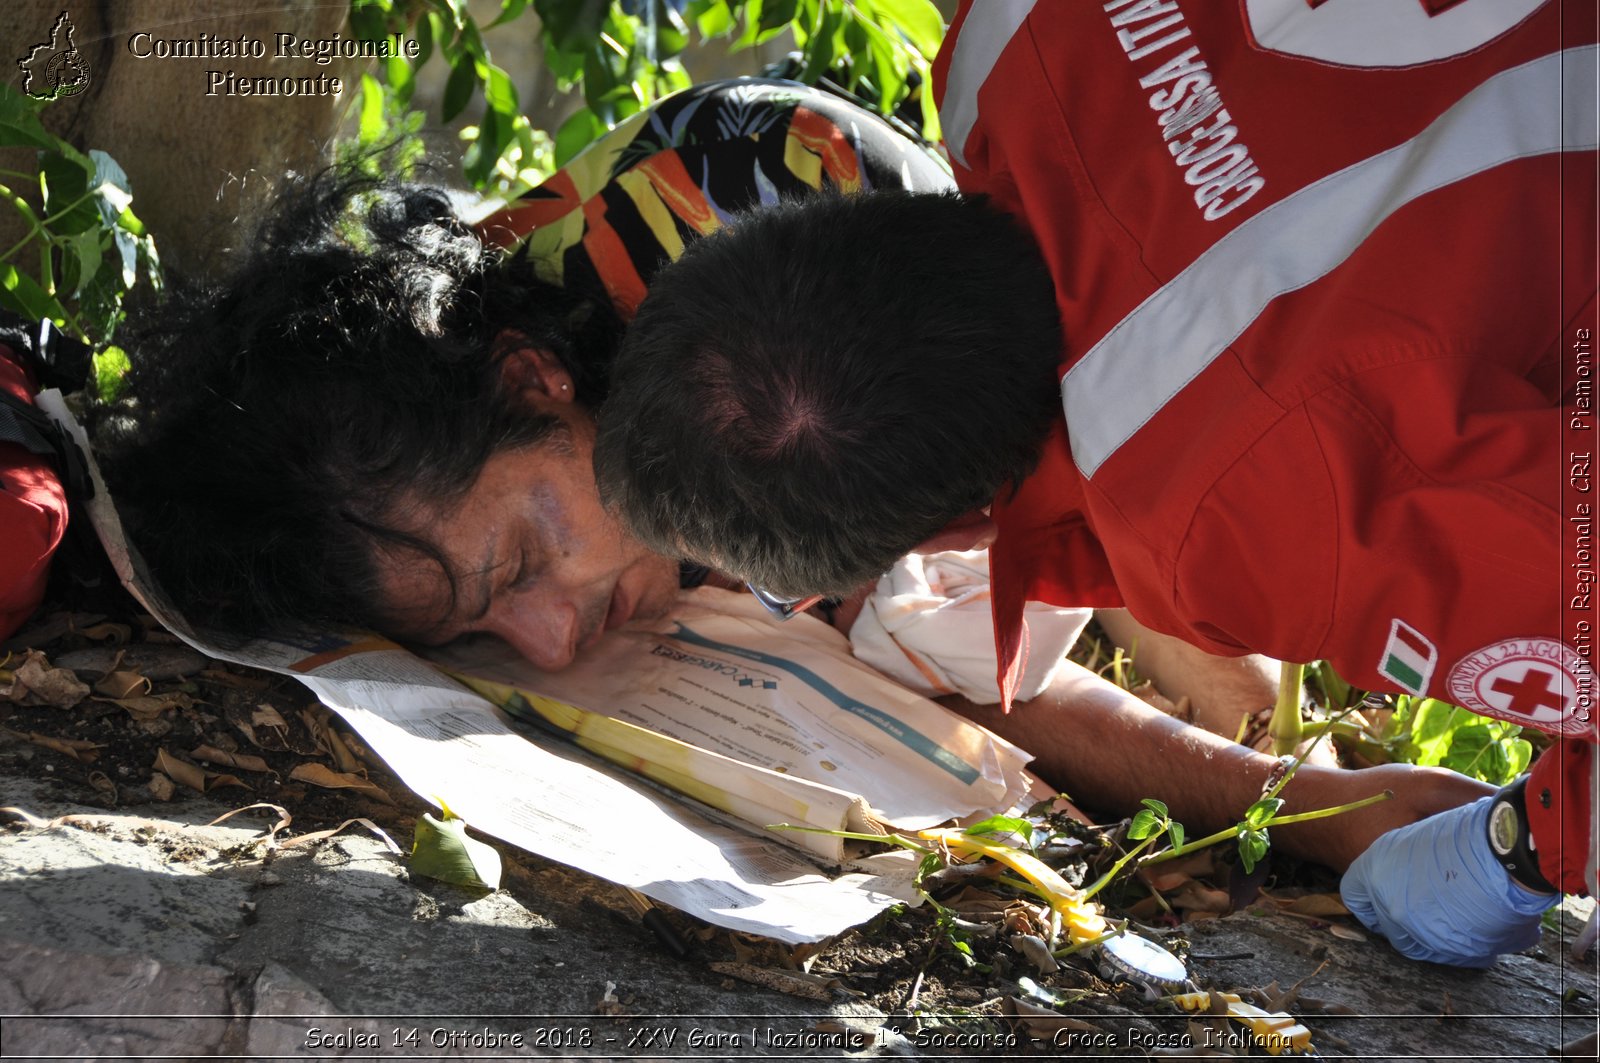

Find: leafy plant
348;0;944;195
1377;695;1533;785
0;82;160;365
1307;660;1536;786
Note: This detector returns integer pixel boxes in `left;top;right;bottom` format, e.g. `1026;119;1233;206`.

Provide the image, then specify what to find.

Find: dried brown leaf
279;817;401;854
729;935;761;964
1002;996;1105;1038
0;806;114;831
154;749;208;792
1168;880;1234;914
706;962;838;1002
6;727;103;763
78;622;133;644
94;670;150;699
207;802;292;842
1257;888;1350;918
288;762;393;804
324;726;361;774
152;748;246;793
1009;932;1060;974
191;745;270;774
300;706;361;773
4;651;91;709
103;692;193;721
252;703;289;730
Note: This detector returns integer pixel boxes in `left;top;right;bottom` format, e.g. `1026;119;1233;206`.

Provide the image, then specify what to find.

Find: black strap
0;353;94;504
1487;775;1557;894
0;313;91;393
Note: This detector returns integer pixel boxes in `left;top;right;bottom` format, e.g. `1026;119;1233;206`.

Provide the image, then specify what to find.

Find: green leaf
1128;808;1160;840
38;150;97;235
490;0;532;28
1237;828;1269;873
410;806;502;889
798;2;843;83
385;53;415;107
582;41;630;123
0;83;57;150
89;151;133;219
1167;821;1185;852
358;74;386;142
962;814;1033;845
864;23;905;116
415;10;436;65
1407;699;1465;767
109;210;142;288
1139;797;1169;817
758;0;799;34
427;10;452;61
463;107;509;187
482;63;519;114
689;0;738;38
919;78;941;141
1442;721;1531;785
653;1;691;59
657;59;692;94
534;0;609;52
553;107;606;167
0;264;64;324
64;229;102;297
1501;736;1533;780
869;0;943;58
348;2;389;41
1243;796;1283;829
441;57;477;122
92;344;131;402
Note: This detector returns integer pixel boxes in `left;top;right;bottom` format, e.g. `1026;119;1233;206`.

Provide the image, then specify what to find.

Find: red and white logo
1242;0;1546;70
1446;637;1596;738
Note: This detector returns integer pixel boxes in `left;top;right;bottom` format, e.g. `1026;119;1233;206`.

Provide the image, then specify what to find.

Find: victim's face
372;404;682;671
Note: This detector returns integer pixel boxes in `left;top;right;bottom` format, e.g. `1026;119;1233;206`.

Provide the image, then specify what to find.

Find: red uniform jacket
934;0;1597;891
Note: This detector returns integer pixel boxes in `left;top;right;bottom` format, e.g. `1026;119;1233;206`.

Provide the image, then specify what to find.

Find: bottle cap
1096;932;1188;988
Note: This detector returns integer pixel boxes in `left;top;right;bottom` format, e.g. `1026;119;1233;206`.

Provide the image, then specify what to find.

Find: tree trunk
3;0;369;276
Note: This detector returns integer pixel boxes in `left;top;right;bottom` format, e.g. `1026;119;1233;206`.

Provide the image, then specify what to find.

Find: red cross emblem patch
1446;637;1596;739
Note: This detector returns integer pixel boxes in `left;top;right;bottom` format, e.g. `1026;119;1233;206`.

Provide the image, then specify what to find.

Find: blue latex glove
1341;795;1559;967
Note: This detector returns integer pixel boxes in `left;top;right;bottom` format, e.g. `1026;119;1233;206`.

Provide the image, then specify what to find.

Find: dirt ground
2;605;1597;1060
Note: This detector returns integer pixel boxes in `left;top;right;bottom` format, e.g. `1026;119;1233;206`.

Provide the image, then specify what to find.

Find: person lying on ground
87;80;1479;925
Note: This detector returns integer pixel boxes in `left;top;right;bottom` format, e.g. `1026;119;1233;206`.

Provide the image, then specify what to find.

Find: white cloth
847;550;1091;705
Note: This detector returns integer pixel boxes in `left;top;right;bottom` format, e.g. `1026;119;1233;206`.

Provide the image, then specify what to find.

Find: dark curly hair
91;171;622;640
594;190;1063;599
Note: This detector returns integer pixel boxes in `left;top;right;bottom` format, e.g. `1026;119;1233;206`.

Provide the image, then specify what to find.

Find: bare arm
939;661;1490;871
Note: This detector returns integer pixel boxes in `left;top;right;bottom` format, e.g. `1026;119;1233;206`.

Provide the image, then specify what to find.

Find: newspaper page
39;393;1029;942
435;587;1037;861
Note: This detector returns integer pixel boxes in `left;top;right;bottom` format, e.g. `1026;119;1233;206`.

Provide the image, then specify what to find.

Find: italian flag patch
1378;619;1437;696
